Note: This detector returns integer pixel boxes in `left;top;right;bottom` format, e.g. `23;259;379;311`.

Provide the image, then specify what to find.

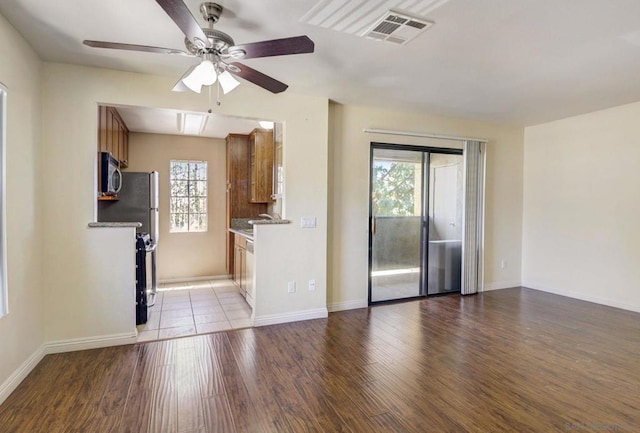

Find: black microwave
100;152;122;195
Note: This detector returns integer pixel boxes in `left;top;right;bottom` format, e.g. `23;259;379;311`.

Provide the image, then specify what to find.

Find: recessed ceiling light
178;113;209;135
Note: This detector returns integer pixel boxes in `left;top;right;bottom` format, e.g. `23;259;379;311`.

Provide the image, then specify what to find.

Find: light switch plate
301;216;316;228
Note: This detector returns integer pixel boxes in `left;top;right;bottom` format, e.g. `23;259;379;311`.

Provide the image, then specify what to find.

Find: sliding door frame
368;142;463;306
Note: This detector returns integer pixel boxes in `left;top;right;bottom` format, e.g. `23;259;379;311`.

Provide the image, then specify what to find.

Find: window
0;83;7;317
169;160;208;233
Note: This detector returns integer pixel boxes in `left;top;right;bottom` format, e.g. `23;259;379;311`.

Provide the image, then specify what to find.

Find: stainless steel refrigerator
98;171;159;296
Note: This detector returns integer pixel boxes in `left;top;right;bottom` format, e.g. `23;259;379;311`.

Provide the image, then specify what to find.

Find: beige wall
523;101;640;312
127;132;227;280
0;13;44;397
328;103;524;309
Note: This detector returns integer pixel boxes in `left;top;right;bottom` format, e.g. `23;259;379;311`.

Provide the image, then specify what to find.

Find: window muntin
169;160;208;233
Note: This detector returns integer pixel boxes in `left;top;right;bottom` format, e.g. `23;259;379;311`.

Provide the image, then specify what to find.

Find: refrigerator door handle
149;171;159;209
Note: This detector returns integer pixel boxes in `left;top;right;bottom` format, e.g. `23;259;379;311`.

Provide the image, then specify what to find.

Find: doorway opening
368;143;463;304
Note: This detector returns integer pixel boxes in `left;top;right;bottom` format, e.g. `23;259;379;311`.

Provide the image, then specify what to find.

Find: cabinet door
116;120;123;164
245;249;254;308
98;106;108;153
105;107;114;157
249;138;257;201
226;134;268;217
240;246;247;291
233;244;241;285
121;127;129;168
249;129;275;203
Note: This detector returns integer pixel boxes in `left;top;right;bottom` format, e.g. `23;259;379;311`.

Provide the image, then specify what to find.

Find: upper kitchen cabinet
248;128;275;203
98;106;129;168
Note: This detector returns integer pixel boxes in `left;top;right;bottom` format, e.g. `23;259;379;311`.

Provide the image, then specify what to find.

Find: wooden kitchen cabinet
226;134;267;275
232;234;247;293
98;105;129;168
249;128;275;203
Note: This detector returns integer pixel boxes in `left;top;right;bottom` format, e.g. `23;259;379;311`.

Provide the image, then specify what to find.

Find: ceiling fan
83;0;314;95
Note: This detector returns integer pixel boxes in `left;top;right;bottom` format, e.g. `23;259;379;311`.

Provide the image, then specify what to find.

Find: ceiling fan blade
155;0;211;49
229;36;314;60
83;40;191;56
228;62;288;94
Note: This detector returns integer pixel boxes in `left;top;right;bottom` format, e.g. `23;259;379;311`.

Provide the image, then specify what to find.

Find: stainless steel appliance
135;233;149;325
98;171;159;299
100;152;122;196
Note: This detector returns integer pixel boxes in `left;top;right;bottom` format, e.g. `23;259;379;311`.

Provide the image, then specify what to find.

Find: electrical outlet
301;216;317;228
287;281;296;293
308;279;316;291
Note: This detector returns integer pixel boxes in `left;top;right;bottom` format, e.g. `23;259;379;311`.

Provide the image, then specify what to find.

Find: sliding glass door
427;153;463;295
370;148;424;302
369;145;463;304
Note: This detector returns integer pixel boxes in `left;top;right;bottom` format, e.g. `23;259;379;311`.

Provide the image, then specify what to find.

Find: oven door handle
145;243;157;253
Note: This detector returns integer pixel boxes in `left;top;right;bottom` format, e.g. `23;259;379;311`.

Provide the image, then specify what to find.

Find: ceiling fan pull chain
216;81;221;107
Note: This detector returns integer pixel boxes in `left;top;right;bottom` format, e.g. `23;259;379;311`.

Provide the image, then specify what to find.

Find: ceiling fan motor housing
185;28;235;54
200;2;223;23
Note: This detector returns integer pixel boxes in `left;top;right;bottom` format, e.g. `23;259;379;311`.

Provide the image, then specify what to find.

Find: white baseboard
0;345;46;406
0;331;138;406
43;331;138;355
253;308;328;327
523;281;640;314
482;280;521;292
159;275;229;284
328;299;368;312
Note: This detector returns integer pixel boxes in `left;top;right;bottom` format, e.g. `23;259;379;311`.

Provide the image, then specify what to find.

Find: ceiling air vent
363;11;433;45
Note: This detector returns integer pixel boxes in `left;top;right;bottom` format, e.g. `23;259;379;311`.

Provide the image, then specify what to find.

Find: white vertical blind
461;140;486;295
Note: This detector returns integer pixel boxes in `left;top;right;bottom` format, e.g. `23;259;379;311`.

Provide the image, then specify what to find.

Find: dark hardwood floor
1;287;640;432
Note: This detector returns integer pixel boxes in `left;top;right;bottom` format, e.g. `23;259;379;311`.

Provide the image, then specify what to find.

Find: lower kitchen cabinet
245;240;255;308
232;233;255;308
232;234;247;294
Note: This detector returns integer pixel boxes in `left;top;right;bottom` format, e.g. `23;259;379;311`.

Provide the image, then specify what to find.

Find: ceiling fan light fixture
218;70;240;94
182;79;203;93
182;59;217;92
84;1;315;95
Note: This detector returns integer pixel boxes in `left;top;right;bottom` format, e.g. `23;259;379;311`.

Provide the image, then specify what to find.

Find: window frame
169;159;208;233
0;82;7;318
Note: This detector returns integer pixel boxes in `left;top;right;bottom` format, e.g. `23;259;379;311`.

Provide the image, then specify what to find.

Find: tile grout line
138;279;249;342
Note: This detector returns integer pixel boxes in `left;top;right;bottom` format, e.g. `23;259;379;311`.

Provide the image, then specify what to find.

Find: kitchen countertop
248;219;291;225
229;217;291;241
88;222;142;228
229;227;254;241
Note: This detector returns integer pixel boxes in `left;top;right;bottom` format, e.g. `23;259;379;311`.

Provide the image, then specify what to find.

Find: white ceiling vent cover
363;11;433;45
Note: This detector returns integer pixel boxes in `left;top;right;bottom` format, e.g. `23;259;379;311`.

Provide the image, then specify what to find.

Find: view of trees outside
372;160;419;216
169;160;208;232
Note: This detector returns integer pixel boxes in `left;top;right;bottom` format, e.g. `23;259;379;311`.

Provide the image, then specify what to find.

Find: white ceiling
2;0;640;126
115;105;263;138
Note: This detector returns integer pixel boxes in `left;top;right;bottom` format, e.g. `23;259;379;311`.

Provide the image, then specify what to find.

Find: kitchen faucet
258;213;280;220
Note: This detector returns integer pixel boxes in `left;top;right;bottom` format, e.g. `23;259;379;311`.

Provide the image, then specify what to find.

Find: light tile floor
136;279;253;343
